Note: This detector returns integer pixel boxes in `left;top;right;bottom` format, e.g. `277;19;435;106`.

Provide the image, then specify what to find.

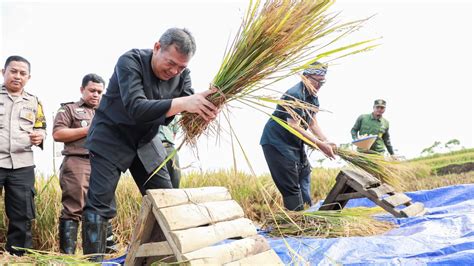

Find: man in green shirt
158;117;181;188
351;99;394;155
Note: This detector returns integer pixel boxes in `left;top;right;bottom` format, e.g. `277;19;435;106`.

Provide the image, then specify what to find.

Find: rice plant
32;174;62;251
180;0;378;145
0;248;96;265
336;148;414;191
264;207;395;238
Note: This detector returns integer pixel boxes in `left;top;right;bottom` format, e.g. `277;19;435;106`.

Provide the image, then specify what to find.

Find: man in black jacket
82;28;218;260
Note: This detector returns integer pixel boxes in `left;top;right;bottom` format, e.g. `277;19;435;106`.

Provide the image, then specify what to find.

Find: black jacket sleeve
115;55;171;125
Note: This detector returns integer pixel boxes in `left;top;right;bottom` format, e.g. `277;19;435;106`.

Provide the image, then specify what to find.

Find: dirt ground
436;162;474;175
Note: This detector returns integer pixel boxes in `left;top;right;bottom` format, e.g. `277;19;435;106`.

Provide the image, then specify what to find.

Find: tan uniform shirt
0;85;46;169
53;99;95;156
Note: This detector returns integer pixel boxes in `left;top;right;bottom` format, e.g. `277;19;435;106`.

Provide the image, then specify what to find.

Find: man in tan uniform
0;55;46;256
53;73;113;254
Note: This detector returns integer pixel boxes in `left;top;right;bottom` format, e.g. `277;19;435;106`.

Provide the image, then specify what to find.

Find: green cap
374;99;386;107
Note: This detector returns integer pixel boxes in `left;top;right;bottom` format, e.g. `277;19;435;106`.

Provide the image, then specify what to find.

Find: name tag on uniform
75;108;86;114
20;108;35;123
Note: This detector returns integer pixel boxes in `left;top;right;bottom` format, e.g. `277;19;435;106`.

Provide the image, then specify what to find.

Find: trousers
83;151;172;219
0;166;35;255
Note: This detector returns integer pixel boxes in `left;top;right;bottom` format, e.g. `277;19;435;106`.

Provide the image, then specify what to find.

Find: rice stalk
33;174;62;251
264;207;395;238
180;0;378;144
0;248;94;264
336;149;415;191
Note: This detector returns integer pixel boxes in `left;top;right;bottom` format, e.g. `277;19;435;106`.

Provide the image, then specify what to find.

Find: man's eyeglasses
307;76;326;86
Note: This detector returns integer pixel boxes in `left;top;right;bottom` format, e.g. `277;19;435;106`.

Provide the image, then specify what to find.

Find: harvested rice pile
264;207;395;238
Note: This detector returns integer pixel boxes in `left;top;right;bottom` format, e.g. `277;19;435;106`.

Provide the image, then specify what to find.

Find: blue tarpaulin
106;184;474;265
269;184;474;265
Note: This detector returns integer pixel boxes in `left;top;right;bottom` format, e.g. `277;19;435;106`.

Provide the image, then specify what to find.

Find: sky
1;0;473;176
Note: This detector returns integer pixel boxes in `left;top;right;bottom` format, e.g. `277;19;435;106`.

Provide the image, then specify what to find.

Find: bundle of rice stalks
336;148;415;191
180;0;378;145
0;249;93;265
264;207;395;238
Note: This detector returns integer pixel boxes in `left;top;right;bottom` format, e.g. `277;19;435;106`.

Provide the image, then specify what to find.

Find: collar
371;113;382;121
1;84;30;100
78;98;87;107
78;98;96;109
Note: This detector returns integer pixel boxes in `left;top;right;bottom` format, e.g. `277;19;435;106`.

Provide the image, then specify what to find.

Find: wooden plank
367;183;395;198
339;177;405;217
346;186;404;218
151;205;186;261
147;187;231;208
183;235;270;265
342;168;380;188
156;200;244;231
224;249;284;265
335;191;364;201
135;241;173;257
125;196;158;266
400;202;426;217
170;218;257;253
319;173;350;210
382;193;412;207
366;198;404;217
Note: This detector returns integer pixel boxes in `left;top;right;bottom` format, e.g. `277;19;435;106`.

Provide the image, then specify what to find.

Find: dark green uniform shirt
351;113;394;155
158;117;179;145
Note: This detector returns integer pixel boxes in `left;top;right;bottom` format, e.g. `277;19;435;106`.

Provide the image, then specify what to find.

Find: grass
408;148;474;168
402;171;474;192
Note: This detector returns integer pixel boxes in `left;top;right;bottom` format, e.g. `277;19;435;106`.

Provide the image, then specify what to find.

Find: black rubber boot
283;194;305;211
59;219;79;254
105;221;119;254
82;211;108;262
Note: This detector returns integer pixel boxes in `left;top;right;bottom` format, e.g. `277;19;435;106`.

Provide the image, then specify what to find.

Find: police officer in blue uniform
82;28;218;261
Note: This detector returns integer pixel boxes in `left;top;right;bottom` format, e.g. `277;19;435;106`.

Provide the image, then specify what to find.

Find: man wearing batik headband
260;61;336;211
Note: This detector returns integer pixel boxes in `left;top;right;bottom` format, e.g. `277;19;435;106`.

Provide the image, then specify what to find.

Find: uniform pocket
19;108;35;133
26;187;36;219
0;102;5;128
72;111;91;128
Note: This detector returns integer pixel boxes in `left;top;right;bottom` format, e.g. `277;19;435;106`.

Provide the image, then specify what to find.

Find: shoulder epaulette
60;101;74;106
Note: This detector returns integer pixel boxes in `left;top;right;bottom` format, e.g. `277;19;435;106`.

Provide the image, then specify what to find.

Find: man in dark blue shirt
82;28;218;260
260;62;335;211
